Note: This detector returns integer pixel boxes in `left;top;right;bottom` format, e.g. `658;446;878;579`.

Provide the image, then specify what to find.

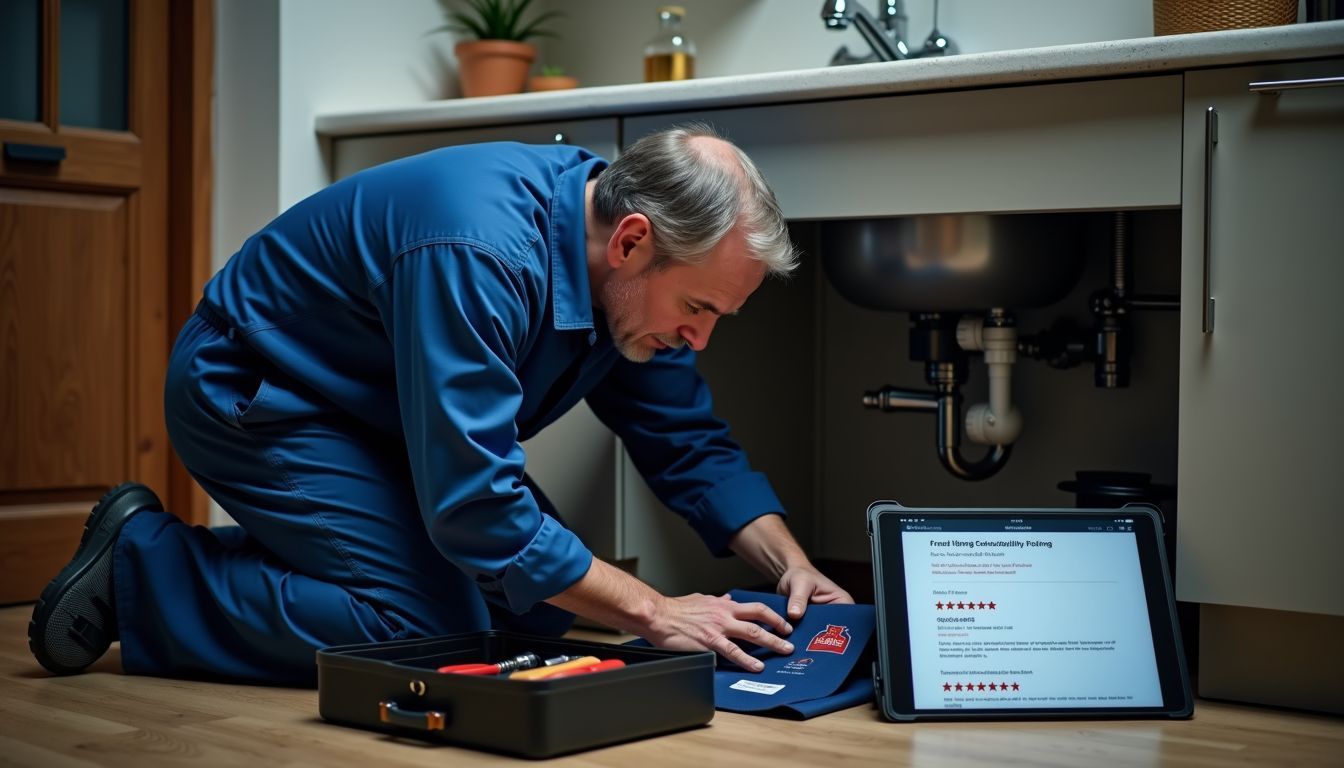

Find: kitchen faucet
821;0;953;65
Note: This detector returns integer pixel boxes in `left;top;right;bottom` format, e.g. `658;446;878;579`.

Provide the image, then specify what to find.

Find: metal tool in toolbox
436;652;583;675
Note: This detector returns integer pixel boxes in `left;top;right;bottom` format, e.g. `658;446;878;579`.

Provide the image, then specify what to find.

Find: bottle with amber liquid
644;6;696;82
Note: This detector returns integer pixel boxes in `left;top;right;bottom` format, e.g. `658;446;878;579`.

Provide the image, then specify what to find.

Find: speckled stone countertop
316;22;1344;138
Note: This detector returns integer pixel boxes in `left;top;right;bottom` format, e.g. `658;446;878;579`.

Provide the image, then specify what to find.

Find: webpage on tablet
899;517;1163;710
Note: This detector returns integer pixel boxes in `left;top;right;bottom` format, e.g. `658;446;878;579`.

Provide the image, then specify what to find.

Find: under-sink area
693;208;1184;566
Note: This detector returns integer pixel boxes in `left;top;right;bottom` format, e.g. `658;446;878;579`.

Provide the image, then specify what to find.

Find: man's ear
607;213;653;270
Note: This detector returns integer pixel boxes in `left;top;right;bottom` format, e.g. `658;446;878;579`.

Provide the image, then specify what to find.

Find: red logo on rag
806;624;851;655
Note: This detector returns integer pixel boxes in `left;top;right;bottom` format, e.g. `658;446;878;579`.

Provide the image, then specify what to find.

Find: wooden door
0;0;211;604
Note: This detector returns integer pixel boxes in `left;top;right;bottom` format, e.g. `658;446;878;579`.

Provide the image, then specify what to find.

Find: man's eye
686;303;701;315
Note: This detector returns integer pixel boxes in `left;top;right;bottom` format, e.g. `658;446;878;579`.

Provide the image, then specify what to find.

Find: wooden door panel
0;187;127;492
0;124;143;189
0;504;87;605
0;0;210;607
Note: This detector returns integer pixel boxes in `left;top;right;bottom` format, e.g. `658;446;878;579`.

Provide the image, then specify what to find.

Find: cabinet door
332;119;619;180
625;76;1182;218
331;119;624;562
1177;59;1344;615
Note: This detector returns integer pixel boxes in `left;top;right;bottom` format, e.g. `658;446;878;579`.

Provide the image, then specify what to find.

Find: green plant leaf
434;0;560;41
515;9;563;41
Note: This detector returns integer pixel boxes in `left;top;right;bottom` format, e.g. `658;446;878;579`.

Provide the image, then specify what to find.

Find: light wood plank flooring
2;605;1341;767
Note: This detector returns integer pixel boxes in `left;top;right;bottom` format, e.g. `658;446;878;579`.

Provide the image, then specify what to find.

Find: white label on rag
729;680;785;695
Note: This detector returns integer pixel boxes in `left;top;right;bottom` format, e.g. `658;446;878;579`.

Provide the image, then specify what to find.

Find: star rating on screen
943;681;1021;693
933;599;997;610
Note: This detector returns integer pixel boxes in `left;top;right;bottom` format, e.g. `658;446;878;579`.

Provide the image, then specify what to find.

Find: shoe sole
27;482;163;675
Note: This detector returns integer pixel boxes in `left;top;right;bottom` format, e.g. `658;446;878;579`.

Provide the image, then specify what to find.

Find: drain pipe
862;375;1013;480
956;311;1023;446
861;312;1017;481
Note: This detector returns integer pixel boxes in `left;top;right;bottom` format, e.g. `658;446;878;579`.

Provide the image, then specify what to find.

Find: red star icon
1001;681;1009;690
988;683;998;691
935;601;944;609
988;601;997;609
954;683;963;691
1011;683;1020;691
977;601;987;609
977;683;986;691
966;682;975;691
944;682;952;691
956;601;965;609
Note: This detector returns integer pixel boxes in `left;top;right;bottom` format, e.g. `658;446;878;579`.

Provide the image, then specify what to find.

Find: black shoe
28;482;163;675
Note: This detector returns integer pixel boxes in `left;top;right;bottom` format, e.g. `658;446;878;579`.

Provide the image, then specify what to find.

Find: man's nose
678;315;718;352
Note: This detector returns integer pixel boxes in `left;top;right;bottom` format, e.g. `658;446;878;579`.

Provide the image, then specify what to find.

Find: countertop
315;21;1344;138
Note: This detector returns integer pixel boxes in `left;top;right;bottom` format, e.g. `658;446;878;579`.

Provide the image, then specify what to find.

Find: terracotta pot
528;75;579;92
455;40;535;98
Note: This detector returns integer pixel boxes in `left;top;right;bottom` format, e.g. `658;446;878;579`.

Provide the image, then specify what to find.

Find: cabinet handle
1248;76;1344;94
553;132;568;144
1202;107;1217;335
3;142;66;164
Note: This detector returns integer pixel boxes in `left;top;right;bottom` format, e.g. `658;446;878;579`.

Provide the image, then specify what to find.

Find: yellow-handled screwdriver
508;655;602;680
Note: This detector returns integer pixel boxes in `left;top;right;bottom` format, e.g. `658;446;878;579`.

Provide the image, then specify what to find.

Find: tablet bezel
868;502;1193;722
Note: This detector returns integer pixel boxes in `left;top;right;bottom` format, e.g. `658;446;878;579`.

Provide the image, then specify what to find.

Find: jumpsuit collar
549;157;608;333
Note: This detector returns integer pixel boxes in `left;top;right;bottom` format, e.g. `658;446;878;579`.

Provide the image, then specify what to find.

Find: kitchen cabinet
624;76;1183;218
332;118;619;179
331;118;625;566
1177;58;1344;712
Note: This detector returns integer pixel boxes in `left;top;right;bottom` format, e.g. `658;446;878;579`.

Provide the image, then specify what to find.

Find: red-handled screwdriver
437;653;584;675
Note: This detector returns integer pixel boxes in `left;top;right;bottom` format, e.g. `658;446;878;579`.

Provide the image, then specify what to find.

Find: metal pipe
935;388;1011;480
1112;211;1129;298
861;379;1011;481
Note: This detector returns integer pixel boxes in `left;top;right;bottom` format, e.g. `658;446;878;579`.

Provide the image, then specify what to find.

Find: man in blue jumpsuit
30;124;852;684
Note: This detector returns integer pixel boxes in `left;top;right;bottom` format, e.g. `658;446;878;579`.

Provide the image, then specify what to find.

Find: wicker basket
1153;0;1297;35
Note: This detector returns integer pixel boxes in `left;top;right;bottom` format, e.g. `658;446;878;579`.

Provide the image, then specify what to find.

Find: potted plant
529;65;579;93
435;0;561;98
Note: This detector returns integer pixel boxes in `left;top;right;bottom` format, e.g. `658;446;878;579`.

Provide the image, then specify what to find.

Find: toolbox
317;630;716;758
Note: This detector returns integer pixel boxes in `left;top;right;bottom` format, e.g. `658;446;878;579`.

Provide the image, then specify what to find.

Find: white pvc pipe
957;316;1023;445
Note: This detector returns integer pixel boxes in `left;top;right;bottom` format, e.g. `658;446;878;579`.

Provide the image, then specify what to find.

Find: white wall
536;0;1153;87
217;1;1160;254
215;0;455;265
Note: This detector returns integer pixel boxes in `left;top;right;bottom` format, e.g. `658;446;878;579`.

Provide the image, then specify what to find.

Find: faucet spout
821;0;905;61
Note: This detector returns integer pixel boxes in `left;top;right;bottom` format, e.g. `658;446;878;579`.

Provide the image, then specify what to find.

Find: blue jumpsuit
113;143;786;684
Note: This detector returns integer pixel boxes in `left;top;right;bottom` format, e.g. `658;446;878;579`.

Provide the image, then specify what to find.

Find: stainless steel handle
1248;76;1344;94
1202;107;1217;335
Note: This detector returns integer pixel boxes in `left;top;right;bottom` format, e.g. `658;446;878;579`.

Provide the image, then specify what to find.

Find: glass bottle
644;6;696;82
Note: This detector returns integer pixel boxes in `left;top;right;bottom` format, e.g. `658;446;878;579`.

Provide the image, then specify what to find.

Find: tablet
868;502;1193;721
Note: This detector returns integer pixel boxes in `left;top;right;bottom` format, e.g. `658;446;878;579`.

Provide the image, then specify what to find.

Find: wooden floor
3;605;1342;767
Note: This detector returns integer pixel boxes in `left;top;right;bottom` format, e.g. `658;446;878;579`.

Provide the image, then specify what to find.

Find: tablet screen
871;507;1191;719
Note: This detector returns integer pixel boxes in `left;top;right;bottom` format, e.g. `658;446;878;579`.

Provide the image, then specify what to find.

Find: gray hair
591;122;798;277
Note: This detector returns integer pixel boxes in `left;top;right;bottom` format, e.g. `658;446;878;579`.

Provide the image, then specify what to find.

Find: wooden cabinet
625;76;1183;218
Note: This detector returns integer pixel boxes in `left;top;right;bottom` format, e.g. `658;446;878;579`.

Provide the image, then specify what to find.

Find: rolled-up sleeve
378;241;592;613
585;347;785;555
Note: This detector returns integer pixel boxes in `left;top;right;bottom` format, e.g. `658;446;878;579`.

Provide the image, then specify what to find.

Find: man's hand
645;593;795;672
777;565;854;621
729;513;856;620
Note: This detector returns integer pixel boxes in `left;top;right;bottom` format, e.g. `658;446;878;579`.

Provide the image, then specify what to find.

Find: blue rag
630;590;876;719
